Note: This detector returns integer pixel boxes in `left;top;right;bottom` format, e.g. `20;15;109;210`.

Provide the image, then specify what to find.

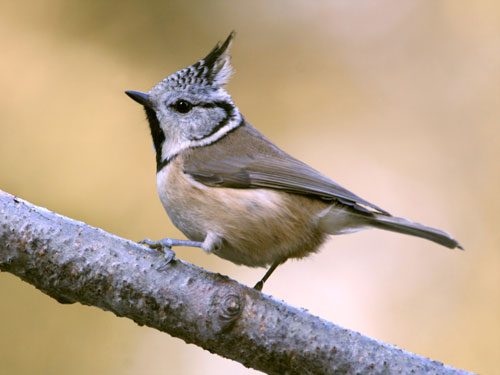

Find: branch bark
0;189;473;375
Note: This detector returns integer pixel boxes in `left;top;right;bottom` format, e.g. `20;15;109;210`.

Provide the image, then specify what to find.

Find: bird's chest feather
156;157;285;240
156;156;329;267
156;159;205;240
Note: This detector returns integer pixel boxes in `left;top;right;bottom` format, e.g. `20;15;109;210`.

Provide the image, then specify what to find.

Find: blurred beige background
1;1;498;374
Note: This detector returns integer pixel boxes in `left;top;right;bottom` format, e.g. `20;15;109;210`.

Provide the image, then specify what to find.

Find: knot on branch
208;282;244;333
219;293;242;322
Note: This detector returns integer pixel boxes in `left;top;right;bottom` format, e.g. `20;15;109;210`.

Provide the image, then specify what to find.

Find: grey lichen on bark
0;189;473;375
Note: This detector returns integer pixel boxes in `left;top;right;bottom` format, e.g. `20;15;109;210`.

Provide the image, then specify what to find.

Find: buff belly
156;158;329;268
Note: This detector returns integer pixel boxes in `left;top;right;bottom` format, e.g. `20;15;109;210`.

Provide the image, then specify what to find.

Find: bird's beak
125;90;152;107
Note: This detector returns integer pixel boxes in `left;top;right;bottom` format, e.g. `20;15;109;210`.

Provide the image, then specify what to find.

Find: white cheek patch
187;111;242;149
160;111;242;163
182;106;226;141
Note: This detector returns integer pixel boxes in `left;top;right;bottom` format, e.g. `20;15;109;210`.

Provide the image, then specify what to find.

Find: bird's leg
139;238;203;270
253;258;287;291
201;231;224;254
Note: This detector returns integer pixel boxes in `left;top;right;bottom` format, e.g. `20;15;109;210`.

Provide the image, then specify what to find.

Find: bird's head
126;32;240;169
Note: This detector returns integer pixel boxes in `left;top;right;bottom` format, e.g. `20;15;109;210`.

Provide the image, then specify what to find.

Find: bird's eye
173;99;192;114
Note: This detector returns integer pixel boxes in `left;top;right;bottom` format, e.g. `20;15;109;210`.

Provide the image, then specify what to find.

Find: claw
138;238;204;271
139;238;177;268
139;238;161;249
253;281;264;291
157;249;176;271
252;258;287;292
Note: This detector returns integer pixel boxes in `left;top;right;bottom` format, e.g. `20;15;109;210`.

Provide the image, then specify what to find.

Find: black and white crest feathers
152;32;235;93
197;31;235;87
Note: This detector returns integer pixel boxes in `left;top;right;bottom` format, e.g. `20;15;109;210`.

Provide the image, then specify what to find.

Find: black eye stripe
199;101;235;113
198;102;218;108
168;101;231;109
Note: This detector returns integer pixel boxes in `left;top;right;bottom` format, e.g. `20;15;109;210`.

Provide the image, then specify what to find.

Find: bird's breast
156;156;328;267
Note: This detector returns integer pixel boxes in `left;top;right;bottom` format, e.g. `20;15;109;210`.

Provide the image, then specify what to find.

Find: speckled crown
150;31;235;95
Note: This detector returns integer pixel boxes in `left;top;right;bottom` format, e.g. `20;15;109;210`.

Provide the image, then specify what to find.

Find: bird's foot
253;258;287;292
139;238;203;271
253;280;264;291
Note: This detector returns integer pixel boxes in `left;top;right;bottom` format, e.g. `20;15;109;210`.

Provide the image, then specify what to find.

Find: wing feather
183;122;390;215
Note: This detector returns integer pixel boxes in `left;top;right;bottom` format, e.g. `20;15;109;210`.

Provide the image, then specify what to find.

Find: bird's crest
151;32;235;95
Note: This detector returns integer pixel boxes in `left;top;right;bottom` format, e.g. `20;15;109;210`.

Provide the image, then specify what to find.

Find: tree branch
0;189;473;375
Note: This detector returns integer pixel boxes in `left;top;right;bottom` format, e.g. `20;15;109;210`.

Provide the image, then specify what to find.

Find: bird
125;32;462;291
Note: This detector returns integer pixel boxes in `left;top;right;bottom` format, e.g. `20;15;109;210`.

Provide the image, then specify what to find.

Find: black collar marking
186;101;235;141
156;116;245;173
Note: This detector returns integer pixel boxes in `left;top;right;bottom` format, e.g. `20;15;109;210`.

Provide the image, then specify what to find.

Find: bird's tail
367;214;463;249
318;205;463;250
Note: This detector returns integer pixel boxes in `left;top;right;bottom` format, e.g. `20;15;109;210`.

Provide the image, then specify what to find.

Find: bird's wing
183;122;390;215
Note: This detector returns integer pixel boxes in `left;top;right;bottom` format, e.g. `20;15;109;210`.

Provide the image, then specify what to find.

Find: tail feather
317;205;463;250
368;214;463;250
